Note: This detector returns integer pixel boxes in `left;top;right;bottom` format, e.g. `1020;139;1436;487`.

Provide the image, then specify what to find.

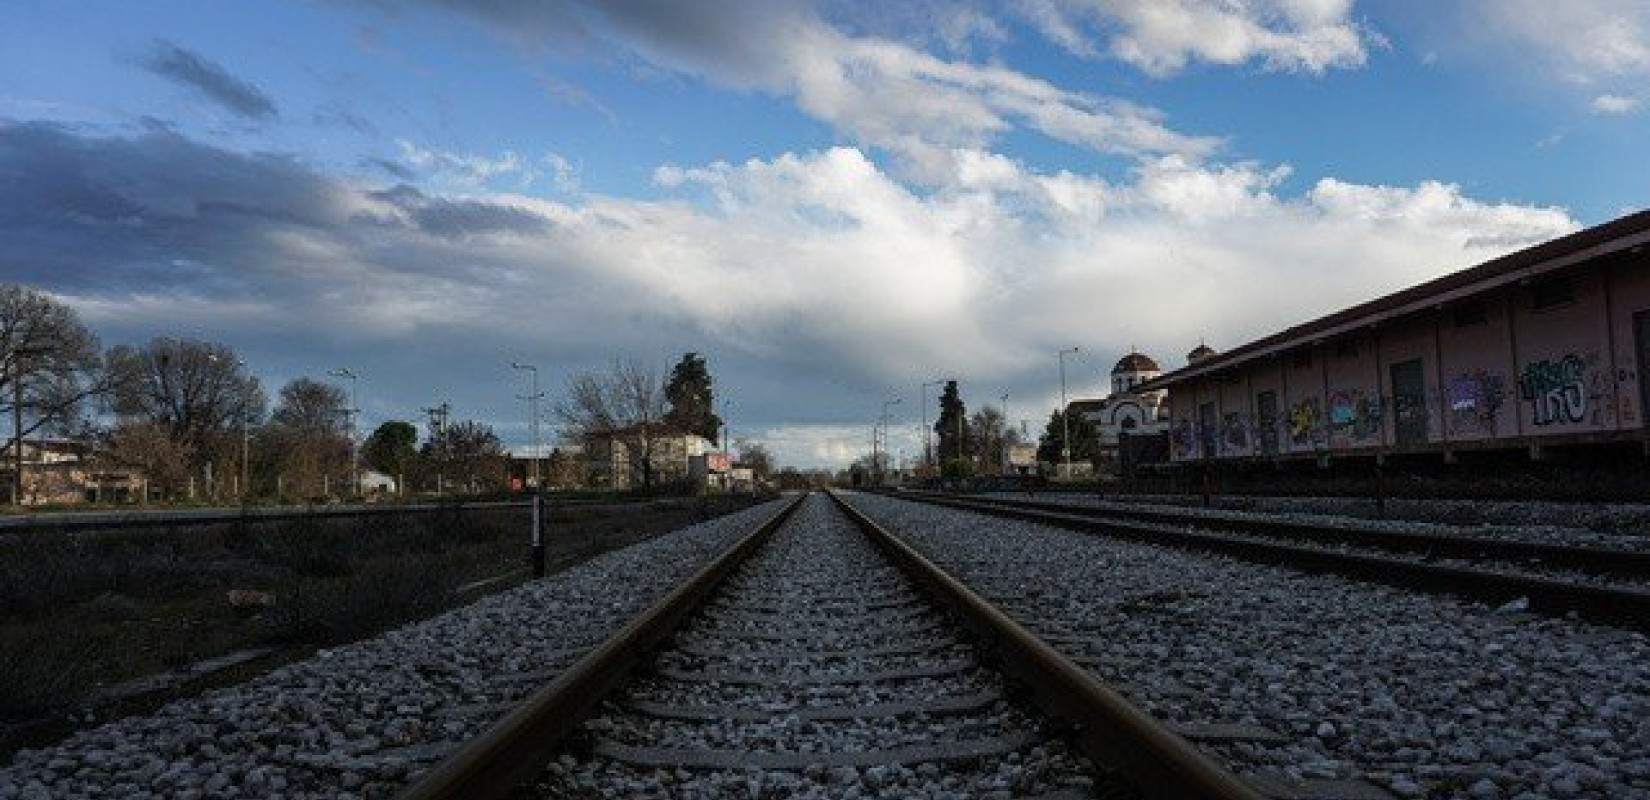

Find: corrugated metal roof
1139;208;1650;391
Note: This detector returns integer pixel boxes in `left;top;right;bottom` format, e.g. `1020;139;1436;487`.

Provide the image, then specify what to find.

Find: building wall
1163;253;1650;464
1217;374;1252;458
1322;334;1382;451
1437;292;1518;443
1609;262;1650;431
1508;271;1615;434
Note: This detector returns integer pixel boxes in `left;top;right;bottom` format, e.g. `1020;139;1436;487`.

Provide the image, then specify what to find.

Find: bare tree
968;405;1018;474
1;285;106;496
555;359;668;489
104;338;264;497
261;377;350;499
734;440;775;482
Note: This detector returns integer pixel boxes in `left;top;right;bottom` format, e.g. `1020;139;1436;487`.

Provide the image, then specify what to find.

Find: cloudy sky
3;1;1646;467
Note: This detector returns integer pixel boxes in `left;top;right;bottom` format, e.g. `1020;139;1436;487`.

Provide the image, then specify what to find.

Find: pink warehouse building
1142;209;1650;465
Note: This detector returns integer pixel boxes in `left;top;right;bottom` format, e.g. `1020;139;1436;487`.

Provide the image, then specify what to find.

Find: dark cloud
365;185;552;237
137;40;279;121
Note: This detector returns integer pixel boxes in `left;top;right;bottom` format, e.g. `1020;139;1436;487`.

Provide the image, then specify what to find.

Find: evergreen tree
363;420;419;477
663;352;722;442
934;381;971;465
1037;409;1099;465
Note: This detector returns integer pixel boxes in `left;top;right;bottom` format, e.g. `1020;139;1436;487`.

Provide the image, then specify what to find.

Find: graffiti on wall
1446;370;1507;437
1520;355;1586;426
1287;397;1324;448
1517;353;1619;428
1326;389;1382;444
1221;412;1250;454
1172;417;1196;458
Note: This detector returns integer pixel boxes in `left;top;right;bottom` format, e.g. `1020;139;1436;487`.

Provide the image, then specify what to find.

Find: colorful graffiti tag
1447;370;1506;437
1326;389;1382;443
1287;397;1323;447
1519;355;1587;426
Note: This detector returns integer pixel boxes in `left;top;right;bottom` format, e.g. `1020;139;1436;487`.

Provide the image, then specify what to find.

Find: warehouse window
1452;302;1487;327
1531;277;1575;311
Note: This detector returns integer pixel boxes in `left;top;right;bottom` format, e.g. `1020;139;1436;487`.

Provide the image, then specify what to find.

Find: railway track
397;492;1263;800
891;490;1650;628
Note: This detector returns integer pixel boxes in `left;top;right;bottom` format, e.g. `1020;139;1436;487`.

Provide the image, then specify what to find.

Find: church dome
1188;343;1217;364
1111;352;1160;374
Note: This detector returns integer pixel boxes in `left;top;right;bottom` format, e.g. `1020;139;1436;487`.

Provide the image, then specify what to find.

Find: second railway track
893;490;1650;627
399;492;1261;800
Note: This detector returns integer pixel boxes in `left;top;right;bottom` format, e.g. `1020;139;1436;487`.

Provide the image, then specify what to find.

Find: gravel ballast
0;499;790;800
528;493;1109;800
849;492;1650;800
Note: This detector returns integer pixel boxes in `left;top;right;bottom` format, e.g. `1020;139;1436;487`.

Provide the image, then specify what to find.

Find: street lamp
327;368;359;500
511;362;546;578
1058;347;1080;479
1000;390;1010;475
879;397;902;485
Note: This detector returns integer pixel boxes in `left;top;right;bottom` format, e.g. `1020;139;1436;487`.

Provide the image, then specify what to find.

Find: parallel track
395;492;1263;800
892;490;1650;628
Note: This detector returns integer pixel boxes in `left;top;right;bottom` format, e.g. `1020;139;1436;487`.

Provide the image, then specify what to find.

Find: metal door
1637;311;1650;431
1256;390;1279;456
1198;401;1217;458
1390;358;1428;447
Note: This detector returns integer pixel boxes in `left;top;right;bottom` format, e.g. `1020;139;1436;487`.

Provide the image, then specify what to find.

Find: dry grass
0;496;759;731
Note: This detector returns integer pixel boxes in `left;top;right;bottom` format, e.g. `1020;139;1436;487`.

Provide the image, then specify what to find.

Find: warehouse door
1256;390;1279;456
1637;311;1650;432
1390;359;1428;448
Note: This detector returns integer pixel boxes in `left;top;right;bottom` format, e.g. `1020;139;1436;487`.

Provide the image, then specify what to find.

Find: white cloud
1016;0;1370;76
9;124;1580;469
1476;0;1650;83
1590;94;1640;115
395;140;540;188
368;0;1218;179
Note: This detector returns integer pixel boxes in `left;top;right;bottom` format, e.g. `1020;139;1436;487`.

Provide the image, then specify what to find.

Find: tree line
1;283;505;503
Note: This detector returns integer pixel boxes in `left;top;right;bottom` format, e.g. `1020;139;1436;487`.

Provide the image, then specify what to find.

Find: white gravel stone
0;500;789;800
850;491;1650;800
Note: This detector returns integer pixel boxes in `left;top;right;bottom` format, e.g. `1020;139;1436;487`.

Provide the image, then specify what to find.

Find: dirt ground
0;495;763;754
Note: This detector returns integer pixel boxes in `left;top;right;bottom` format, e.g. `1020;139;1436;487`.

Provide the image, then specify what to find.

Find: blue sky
2;0;1647;467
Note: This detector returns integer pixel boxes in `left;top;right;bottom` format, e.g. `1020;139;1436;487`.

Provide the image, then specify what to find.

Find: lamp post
920;379;945;478
1000;391;1010;475
328;368;359;499
237;359;250;504
511;362;546;577
1058;347;1079;479
879;397;902;485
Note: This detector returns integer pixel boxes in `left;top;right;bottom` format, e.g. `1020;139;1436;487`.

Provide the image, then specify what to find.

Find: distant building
1070;351;1171;472
584;427;714;490
1;439;145;505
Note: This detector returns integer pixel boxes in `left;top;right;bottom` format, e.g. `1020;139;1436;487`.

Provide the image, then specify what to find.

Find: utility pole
1059;347;1080;479
512;362;545;577
422;402;451;494
879;397;902;485
329;368;360;499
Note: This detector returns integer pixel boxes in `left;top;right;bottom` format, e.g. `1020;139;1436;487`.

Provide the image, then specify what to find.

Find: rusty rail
829;490;1266;800
393;493;806;800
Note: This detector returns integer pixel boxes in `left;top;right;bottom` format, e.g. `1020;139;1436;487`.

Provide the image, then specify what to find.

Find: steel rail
393;493;806;800
828;490;1267;800
890;491;1650;629
909;490;1650;578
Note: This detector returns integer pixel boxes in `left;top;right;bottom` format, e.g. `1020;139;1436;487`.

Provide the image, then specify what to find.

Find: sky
2;0;1647;468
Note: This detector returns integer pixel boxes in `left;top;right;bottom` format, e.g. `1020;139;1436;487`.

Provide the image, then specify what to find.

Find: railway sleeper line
892;490;1650;629
397;491;1279;800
